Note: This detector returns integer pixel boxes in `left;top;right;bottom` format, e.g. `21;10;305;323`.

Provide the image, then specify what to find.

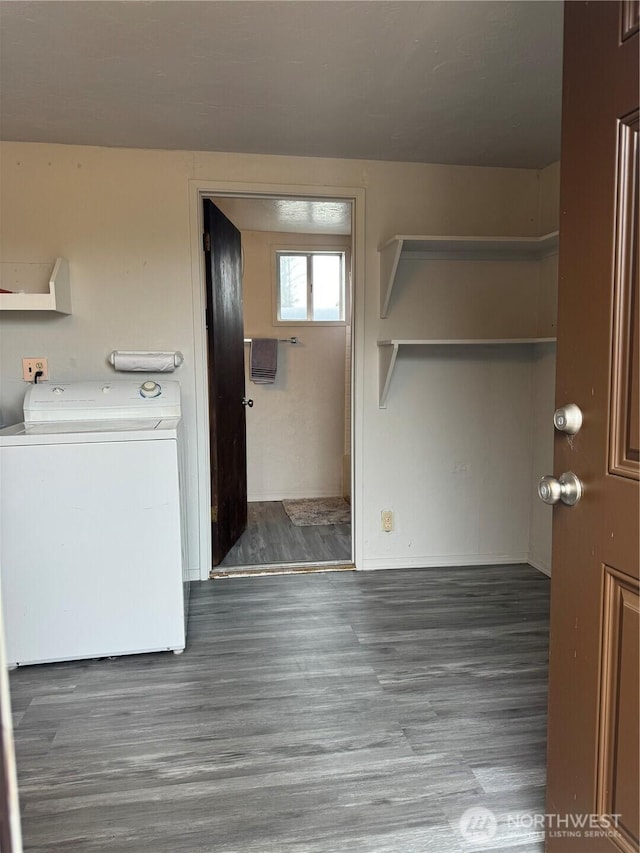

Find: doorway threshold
210;561;355;579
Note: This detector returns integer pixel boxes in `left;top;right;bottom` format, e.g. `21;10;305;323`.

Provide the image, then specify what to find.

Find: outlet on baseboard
22;358;48;382
381;509;394;533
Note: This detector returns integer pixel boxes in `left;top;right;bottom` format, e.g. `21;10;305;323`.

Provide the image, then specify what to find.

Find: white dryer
0;379;189;666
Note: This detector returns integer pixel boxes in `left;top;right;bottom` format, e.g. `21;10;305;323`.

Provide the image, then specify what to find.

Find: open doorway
205;195;354;574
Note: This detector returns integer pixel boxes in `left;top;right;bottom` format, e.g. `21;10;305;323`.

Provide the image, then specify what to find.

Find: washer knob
140;381;161;398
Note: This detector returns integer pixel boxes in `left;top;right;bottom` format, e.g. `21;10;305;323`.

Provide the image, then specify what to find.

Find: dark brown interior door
546;3;639;851
203;199;248;566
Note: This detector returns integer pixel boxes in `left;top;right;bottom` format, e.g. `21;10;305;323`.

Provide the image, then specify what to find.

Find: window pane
312;254;342;321
279;255;307;320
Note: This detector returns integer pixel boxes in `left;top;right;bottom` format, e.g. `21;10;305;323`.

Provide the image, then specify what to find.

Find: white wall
240;229;349;501
0;141;553;578
364;346;535;569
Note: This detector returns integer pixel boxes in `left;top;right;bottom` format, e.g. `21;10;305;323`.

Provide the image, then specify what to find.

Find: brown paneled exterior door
546;3;639;852
203;199;248;566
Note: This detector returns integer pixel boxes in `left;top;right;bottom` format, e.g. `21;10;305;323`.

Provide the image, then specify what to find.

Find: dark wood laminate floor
10;565;549;852
219;501;351;568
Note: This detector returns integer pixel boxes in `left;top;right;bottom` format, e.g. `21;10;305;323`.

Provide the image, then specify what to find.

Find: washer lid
24;418;163;434
24;380;181;422
0;417;179;446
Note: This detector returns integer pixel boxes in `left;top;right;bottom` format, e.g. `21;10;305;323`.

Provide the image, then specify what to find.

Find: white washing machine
0;379;189;666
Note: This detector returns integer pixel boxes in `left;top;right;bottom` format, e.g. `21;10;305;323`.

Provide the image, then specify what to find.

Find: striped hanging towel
250;338;278;384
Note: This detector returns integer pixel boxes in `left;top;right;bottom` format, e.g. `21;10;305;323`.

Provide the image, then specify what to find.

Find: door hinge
203;231;211;252
211;505;218;523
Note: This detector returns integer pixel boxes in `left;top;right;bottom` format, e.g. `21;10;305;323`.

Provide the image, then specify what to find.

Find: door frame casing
188;179;365;580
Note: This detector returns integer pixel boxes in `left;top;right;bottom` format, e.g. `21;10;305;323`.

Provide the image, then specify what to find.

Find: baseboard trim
360;553;529;571
527;557;551;577
205;557;550;578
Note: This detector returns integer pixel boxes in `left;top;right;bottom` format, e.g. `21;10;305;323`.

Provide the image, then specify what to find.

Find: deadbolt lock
553;403;583;434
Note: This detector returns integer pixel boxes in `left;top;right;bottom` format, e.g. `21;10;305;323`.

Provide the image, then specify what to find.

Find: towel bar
244;337;298;345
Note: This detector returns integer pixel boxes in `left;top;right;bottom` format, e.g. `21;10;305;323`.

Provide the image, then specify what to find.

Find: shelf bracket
379;238;403;319
378;342;400;408
49;258;71;314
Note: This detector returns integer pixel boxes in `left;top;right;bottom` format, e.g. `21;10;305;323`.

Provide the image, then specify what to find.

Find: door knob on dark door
538;471;583;506
242;397;254;408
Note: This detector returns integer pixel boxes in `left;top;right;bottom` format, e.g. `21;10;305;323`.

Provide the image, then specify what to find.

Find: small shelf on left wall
0;258;71;314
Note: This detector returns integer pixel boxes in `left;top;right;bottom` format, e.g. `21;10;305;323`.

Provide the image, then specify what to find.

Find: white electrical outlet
381;510;393;532
22;358;48;382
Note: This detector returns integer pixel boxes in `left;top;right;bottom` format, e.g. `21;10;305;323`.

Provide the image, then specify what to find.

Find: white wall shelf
379;231;559;318
378;338;557;408
0;258;71;314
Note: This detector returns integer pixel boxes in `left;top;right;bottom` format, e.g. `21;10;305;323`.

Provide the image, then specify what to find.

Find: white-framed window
274;249;348;324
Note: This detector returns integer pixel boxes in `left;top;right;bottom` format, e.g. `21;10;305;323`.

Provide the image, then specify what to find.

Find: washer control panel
24;380;181;423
